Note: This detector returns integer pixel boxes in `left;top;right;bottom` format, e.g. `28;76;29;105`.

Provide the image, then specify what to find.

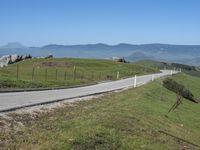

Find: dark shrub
163;78;198;103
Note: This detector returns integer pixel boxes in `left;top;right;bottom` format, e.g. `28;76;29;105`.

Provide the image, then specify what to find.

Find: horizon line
2;42;200;48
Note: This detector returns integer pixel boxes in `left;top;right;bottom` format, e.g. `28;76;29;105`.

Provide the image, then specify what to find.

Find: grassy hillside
0;73;200;149
0;58;158;89
136;59;200;77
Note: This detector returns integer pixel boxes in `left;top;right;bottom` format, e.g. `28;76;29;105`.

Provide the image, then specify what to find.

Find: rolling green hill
1;73;200;149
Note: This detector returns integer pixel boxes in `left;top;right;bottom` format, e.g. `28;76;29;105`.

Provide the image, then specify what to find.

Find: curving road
0;70;177;112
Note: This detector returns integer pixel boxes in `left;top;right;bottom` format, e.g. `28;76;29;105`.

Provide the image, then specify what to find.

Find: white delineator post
171;70;173;75
151;74;154;81
134;75;137;88
117;71;119;79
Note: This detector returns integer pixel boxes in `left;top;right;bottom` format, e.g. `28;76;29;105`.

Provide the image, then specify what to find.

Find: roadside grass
167;73;200;98
0;73;200;149
0;58;158;89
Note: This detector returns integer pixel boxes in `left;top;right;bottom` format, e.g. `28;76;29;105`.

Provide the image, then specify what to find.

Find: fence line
13;64;130;83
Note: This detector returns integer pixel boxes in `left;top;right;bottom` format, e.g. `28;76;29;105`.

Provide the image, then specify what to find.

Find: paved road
0;70;177;112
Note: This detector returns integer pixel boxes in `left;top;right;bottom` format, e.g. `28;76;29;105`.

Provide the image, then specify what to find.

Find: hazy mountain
125;52;155;62
0;43;200;65
174;57;200;66
0;42;26;49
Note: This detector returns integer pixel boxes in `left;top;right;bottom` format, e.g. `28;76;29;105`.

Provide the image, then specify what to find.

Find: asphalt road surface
0;70;177;112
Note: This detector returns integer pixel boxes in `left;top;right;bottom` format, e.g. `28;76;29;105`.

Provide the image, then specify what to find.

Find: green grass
136;59;200;77
0;58;158;89
0;73;200;149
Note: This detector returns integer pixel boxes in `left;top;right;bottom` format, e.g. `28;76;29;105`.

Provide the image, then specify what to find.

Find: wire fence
1;64;125;82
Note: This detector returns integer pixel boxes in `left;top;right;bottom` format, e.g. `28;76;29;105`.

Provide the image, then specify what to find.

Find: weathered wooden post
64;70;67;80
73;65;76;80
99;72;101;80
17;64;19;80
56;69;58;80
32;67;35;81
45;69;47;81
134;75;137;88
82;71;84;79
91;71;94;80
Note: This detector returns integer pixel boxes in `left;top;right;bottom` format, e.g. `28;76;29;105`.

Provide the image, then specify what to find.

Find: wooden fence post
64;70;67;80
17;64;19;80
73;66;76;80
32;67;35;81
56;69;58;80
45;69;47;81
82;71;84;79
91;71;94;80
99;72;101;80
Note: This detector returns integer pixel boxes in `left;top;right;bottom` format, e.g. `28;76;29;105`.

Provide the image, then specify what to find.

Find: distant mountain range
0;42;26;49
0;42;200;66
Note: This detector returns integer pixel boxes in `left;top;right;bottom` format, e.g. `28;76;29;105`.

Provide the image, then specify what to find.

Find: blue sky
0;0;200;46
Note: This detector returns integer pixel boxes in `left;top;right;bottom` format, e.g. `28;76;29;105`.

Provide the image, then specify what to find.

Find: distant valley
0;42;200;66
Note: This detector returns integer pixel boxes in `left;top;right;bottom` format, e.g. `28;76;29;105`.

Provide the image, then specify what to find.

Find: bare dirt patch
33;61;73;68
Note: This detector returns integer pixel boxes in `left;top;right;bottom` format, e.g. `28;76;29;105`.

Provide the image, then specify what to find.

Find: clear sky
0;0;200;46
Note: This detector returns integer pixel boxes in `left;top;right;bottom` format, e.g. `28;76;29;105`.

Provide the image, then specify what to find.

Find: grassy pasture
0;58;158;89
0;73;200;149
